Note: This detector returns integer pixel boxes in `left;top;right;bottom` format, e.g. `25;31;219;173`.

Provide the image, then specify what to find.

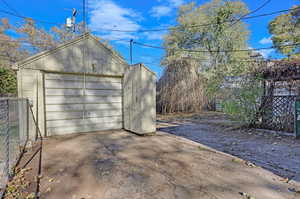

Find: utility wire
0;9;61;25
132;41;300;53
0;5;297;32
92;7;298;33
226;0;271;28
0;37;128;45
0;39;35;44
1;0;21;16
127;57;280;66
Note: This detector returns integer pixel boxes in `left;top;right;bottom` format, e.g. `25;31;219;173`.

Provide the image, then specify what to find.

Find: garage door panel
45;80;83;89
45;80;121;90
47;110;122;121
85;103;122;110
46;96;122;105
46;89;122;97
84;89;122;96
45;73;123;135
46;104;84;112
84;96;122;103
47;111;84;120
45;73;84;81
46;103;122;112
85;109;122;118
47;116;122;128
47;122;123;135
85;82;122;90
85;76;122;83
46;88;83;96
46;96;83;105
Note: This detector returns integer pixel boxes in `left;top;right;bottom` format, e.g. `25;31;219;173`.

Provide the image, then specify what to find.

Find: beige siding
44;73;123;136
86;38;127;76
17;69;45;139
20;35;128;77
141;66;156;133
47;116;122;128
47;122;122;135
123;65;141;132
123;64;156;134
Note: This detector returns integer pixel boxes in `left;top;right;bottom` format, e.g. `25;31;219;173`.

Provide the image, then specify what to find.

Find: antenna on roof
72;8;77;33
66;8;77;37
83;0;88;33
130;39;133;65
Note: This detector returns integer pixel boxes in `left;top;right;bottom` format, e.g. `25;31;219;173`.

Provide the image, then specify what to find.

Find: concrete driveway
23;130;300;199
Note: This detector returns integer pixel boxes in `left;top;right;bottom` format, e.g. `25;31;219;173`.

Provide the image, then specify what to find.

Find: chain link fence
0;98;28;196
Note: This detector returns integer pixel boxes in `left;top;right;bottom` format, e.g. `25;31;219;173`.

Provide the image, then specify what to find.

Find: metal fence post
4;99;10;180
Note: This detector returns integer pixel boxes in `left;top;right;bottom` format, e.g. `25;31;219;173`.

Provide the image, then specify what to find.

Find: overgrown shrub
221;75;263;127
0;67;17;95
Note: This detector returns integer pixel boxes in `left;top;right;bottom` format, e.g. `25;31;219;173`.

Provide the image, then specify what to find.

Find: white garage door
45;73;123;136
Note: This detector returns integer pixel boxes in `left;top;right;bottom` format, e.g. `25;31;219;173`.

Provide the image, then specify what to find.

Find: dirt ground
10;128;300;199
158;112;300;183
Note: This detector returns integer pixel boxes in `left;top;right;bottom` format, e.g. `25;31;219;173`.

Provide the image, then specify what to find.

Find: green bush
0;67;17;95
221;76;263;127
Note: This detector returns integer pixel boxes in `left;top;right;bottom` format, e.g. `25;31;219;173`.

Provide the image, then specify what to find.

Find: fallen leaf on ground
279;177;290;183
26;193;35;199
239;192;256;199
46;187;52;193
232;158;244;163
48;178;54;182
288;187;300;194
245;161;256;168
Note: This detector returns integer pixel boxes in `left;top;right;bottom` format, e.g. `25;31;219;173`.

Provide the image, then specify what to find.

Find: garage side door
45;73;123;136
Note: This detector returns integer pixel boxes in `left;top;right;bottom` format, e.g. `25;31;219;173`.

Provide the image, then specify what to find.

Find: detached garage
15;33;156;139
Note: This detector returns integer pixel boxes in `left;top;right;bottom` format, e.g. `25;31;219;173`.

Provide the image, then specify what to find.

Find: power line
132;41;300;53
0;39;32;44
126;56;281;67
227;0;271;28
0;9;61;25
93;7;299;33
1;0;21;16
83;0;87;32
107;38;132;42
0;5;297;33
0;39;58;47
0;37;130;46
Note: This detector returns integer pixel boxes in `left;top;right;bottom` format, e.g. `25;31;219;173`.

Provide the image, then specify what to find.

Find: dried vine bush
157;59;208;114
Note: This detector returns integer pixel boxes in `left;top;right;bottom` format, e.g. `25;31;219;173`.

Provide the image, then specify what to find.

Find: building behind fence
0;98;28;196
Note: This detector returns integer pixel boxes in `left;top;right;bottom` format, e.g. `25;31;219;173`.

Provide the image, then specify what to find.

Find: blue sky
1;0;299;77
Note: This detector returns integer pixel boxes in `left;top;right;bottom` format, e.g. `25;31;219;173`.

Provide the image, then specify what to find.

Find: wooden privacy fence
260;95;296;133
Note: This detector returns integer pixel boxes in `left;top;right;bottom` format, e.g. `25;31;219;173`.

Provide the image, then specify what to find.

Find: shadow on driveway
15;130;300;199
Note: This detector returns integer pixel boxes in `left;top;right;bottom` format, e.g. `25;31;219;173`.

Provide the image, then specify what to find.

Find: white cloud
168;0;185;7
158;0;185;7
144;31;166;40
89;0;141;40
257;49;275;58
150;6;172;18
151;0;185;18
259;36;272;45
